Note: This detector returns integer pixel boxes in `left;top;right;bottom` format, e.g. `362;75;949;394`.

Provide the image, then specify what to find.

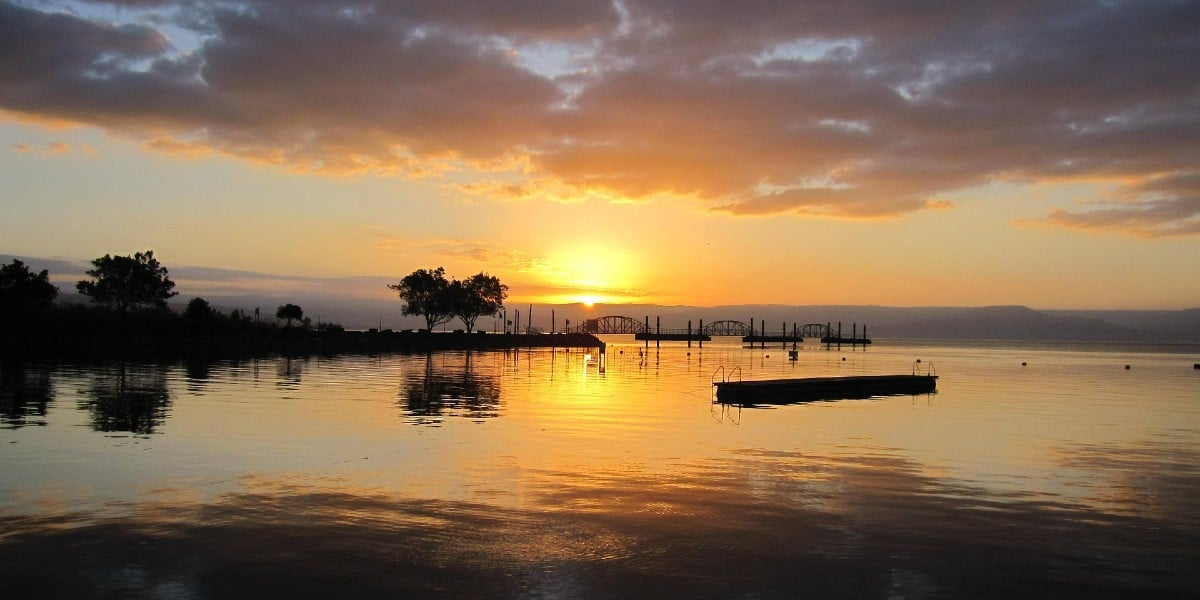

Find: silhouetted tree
0;259;58;320
389;267;453;331
451;272;508;332
276;303;304;327
184;297;216;324
76;250;177;312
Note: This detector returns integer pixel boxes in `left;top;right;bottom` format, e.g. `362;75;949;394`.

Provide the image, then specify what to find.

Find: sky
1;0;1198;313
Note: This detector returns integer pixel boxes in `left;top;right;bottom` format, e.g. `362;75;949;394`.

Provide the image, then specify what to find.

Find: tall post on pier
699;318;704;348
687;320;692;348
838;322;842;349
644;316;650;350
853;322;857;346
749;318;754;348
863;324;867;344
527;304;532;334
515;311;520;335
782;321;787;348
552;309;556;334
656;316;661;348
760;318;765;348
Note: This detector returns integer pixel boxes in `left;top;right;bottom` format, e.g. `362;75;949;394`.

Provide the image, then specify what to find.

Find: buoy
842;357;846;361
1022;362;1027;366
1125;365;1131;370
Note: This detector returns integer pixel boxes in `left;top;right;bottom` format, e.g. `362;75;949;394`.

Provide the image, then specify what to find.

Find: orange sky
1;1;1197;310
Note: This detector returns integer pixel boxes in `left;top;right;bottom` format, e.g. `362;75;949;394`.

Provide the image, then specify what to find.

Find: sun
542;246;643;305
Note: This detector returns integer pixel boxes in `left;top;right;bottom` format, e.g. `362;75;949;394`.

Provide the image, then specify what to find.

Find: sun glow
535;246;644;304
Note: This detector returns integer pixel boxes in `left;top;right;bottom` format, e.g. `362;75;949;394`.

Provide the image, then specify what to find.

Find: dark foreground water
2;338;1199;598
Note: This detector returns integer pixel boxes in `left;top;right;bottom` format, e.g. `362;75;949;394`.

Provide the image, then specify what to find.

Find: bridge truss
576;316;647;334
798;323;832;338
702;320;749;336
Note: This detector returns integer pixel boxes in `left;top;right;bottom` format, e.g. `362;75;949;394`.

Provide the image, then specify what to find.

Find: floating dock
714;374;936;405
820;336;872;345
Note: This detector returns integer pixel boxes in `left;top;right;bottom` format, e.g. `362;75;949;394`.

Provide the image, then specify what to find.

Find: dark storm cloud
1;1;1197;234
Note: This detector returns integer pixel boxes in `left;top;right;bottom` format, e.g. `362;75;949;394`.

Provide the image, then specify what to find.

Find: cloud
1038;173;1200;237
8;140;78;156
1;1;1197;233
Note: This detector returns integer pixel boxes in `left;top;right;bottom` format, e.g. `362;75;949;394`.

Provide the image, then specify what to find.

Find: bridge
575;316;648;334
702;320;748;336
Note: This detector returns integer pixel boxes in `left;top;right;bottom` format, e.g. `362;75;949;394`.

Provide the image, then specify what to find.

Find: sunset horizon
2;1;1197;315
3;3;1199;596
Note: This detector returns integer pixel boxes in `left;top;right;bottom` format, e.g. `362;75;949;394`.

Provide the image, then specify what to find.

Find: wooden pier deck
742;335;804;343
714;374;936;405
635;332;711;342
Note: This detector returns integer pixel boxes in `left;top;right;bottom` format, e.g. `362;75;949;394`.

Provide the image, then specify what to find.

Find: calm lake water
2;337;1199;599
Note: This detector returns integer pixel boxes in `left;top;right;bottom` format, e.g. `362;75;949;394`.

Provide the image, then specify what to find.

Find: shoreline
1;330;607;361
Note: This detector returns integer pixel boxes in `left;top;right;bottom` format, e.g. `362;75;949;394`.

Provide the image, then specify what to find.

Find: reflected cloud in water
78;363;172;435
0;363;53;429
1055;439;1200;529
398;352;502;425
2;446;1197;599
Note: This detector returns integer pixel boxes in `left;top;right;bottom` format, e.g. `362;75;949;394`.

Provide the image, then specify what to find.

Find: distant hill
20;253;1195;342
557;304;1198;343
50;293;1200;343
880;305;1142;341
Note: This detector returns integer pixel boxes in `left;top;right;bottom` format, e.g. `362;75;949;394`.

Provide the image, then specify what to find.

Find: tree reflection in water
398;352;501;425
79;363;171;435
184;359;212;394
0;363;53;429
276;357;303;390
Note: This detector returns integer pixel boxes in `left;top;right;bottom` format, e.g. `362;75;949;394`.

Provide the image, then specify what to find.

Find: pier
819;322;871;346
574;316;872;347
635;332;712;342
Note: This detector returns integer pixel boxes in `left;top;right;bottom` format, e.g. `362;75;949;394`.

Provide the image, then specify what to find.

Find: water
2;338;1198;598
